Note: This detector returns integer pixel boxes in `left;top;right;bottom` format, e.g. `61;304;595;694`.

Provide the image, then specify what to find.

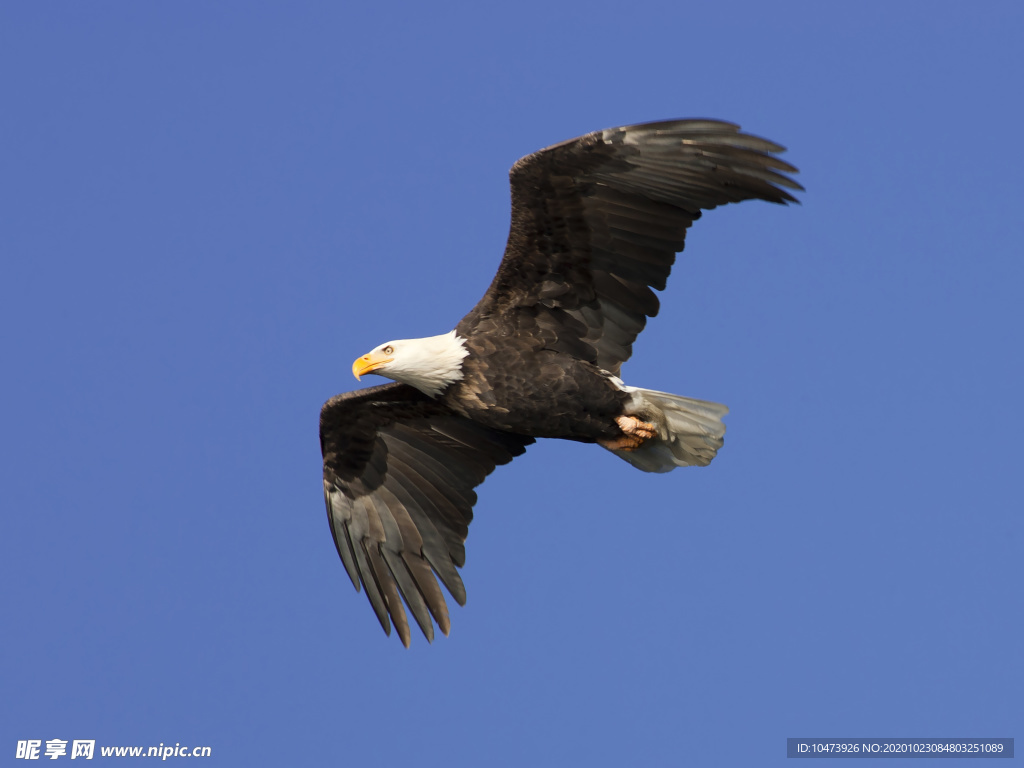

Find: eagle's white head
352;330;469;398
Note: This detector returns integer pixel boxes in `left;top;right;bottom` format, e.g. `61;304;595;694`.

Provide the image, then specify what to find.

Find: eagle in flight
320;119;800;645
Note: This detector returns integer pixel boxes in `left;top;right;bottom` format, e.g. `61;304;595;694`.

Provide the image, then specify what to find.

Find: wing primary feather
362;489;436;641
370;486;450;631
363;487;406;553
383;462;468;604
402;551;451;635
324;487;361;591
381;547;434;643
363;541;411;648
351;532;391;638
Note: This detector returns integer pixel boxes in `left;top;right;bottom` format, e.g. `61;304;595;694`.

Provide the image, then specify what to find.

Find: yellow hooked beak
352;351;394;380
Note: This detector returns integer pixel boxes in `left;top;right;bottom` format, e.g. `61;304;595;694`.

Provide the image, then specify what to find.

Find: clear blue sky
2;2;1021;766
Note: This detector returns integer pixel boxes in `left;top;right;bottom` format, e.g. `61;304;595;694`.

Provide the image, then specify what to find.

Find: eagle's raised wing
320;383;533;646
458;119;801;374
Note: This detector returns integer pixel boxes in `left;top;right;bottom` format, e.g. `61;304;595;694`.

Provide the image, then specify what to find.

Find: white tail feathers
607;386;728;473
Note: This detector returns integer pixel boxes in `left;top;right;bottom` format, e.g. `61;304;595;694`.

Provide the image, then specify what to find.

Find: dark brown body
443;332;629;441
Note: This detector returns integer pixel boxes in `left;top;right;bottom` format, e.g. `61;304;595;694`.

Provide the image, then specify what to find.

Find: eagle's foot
598;416;657;452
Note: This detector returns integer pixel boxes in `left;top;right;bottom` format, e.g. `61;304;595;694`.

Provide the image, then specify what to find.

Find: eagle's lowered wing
320;383;533;645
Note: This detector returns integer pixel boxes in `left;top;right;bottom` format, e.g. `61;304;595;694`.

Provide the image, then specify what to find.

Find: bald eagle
320;119;800;646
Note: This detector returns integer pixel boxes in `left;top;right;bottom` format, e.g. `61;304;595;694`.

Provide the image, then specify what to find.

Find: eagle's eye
383;345;394;355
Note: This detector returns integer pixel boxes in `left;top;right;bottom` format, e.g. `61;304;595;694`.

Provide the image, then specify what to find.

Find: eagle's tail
607;386;728;473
